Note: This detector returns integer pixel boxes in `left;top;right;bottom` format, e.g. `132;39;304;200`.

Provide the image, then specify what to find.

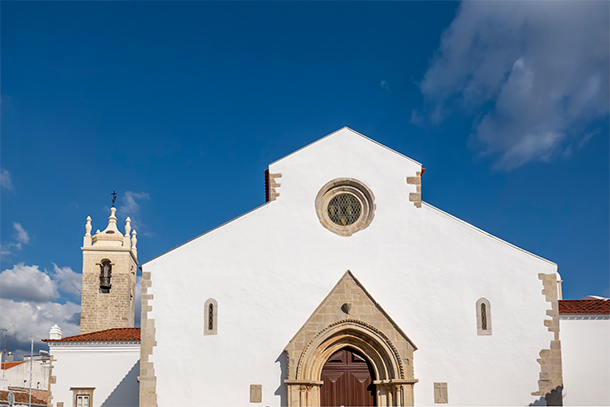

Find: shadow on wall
529;386;563;406
101;360;140;407
274;352;287;406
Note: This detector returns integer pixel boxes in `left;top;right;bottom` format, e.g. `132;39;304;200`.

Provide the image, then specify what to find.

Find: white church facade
42;127;610;407
138;128;563;406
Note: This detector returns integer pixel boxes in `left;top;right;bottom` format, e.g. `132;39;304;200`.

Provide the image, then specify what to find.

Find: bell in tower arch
99;259;112;293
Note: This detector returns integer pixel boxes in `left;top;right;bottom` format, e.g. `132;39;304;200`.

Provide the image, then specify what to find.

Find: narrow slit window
208;303;214;331
204;298;218;335
476;298;492;335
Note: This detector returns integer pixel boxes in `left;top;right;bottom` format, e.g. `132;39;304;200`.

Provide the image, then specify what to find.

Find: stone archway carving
284;272;418;406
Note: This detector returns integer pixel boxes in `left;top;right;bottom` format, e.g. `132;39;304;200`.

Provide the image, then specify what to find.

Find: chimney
49;324;62;340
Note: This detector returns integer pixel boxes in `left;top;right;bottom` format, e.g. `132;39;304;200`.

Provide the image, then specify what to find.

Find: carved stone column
374;379;418;406
285;380;323;407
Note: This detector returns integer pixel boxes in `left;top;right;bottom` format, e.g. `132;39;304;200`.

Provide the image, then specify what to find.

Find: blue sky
1;1;608;358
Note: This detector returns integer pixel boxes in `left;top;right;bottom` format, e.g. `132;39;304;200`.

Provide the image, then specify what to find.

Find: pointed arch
296;320;404;382
286;320;417;406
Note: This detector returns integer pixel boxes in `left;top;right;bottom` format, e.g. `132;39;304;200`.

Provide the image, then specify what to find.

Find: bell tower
80;207;138;334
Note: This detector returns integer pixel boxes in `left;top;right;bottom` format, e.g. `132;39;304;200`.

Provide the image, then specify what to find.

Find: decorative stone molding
560;314;610;320
266;171;282;202
139;271;157;407
532;273;563;405
406;171;422;208
295;318;406;379
433;382;448;403
314;178;376;237
284;271;417;406
250;385;262;403
47;355;56;407
70;387;95;407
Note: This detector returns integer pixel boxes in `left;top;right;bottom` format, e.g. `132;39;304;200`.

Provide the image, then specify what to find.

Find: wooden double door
320;348;376;407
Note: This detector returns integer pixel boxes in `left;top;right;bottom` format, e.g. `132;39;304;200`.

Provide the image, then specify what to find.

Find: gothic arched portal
284;271;418;406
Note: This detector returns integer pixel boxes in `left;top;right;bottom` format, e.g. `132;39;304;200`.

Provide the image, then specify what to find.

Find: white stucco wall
1;360;49;390
49;343;139;407
560;316;610;406
146;128;557;406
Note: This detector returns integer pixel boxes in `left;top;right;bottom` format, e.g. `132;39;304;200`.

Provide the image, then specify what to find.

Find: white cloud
0;245;15;257
13;222;29;245
1;223;30;257
0;262;80;302
117;191;151;235
0;262;140;357
414;1;609;170
0;262;81;357
380;80;391;93
118;191;150;217
0;168;12;189
0;298;80;358
51;264;82;297
0;263;59;302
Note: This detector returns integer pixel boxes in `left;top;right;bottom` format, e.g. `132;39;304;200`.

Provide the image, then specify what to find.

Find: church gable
267;127;422;210
271;127;421;169
146;127;425;261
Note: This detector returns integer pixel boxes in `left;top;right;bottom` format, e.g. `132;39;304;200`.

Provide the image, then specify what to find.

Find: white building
44;328;140;407
139;128;564;406
0;358;50;392
559;298;610;406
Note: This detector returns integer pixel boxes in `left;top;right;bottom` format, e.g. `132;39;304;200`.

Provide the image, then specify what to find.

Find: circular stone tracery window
328;194;361;226
315;178;375;237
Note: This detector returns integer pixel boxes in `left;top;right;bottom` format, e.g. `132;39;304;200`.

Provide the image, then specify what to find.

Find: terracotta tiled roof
0;361;26;370
0;390;47;406
559;299;610;314
7;388;49;403
43;327;140;342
